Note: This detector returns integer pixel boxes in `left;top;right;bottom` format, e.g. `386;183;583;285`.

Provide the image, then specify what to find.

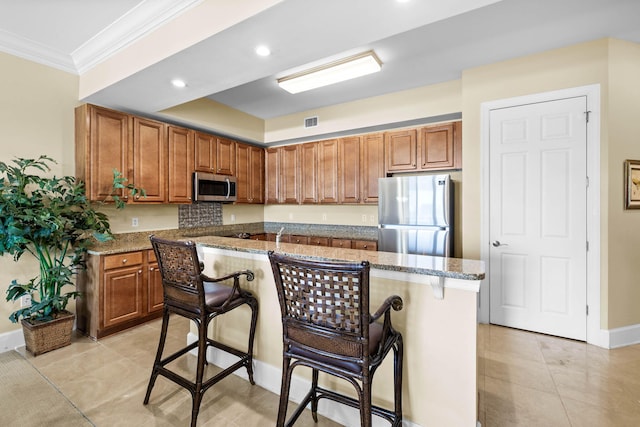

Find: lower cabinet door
103;266;143;328
147;262;164;313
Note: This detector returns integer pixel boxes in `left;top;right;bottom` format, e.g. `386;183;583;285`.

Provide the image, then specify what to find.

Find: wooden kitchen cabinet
76;104;174;205
330;238;352;249
77;250;163;339
264;145;300;204
147;250;163;314
361;133;384;204
352;239;377;251
103;256;143;328
265;147;280;203
308;236;330;246
280;145;301;204
236;142;265;204
385;122;461;173
300;142;319;204
75;104;129;202
318;139;339;203
339;136;361;203
194;131;216;172
131;117;167;203
385;129;417;172
419;122;459;170
216;137;236;176
288;235;309;245
167;125;194;203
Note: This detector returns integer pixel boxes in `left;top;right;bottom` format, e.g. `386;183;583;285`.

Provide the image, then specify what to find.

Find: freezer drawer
378;227;451;257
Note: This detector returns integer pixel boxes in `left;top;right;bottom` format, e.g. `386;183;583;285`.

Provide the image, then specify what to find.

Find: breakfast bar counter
189;235;484;427
82;230;484;427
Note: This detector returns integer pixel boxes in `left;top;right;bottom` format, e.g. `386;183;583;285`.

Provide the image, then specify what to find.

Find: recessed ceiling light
171;79;186;88
255;45;271;57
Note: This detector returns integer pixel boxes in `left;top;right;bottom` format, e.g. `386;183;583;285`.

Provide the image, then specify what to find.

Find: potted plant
0;155;142;355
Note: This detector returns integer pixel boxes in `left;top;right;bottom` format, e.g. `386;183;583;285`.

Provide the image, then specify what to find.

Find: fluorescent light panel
278;51;382;94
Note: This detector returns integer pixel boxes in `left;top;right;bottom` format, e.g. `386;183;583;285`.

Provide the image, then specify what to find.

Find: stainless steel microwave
193;172;237;202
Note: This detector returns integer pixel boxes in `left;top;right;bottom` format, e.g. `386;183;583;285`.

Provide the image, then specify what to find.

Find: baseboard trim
608;323;640;349
0;328;25;353
188;332;422;427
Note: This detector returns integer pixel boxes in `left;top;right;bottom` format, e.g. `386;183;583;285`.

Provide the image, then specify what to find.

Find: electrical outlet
370;215;375;223
362;214;367;223
322;213;327;221
230;214;236;223
21;294;31;307
288;212;293;220
131;217;139;227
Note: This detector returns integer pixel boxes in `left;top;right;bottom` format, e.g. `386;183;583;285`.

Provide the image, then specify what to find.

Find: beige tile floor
18;315;340;427
478;323;640;427
16;317;640;426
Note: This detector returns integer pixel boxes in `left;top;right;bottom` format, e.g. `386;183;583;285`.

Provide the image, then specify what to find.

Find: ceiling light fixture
255;45;271;57
277;51;382;94
171;79;187;88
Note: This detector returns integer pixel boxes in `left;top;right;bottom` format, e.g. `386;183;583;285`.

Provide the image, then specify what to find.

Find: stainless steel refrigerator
378;174;453;257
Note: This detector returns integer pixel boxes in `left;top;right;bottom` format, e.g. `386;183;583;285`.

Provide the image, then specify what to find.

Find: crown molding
0;0;202;75
0;28;77;73
73;0;203;74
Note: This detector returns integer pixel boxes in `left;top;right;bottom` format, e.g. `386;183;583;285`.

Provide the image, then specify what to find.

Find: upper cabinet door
167;125;194;203
385;129;417;172
216;137;236;176
76;105;129;202
249;145;265;204
420;123;455;170
132;117;167;203
265;147;280;204
318;139;339;204
280;145;300;204
361;133;384;204
339;136;360;204
194;131;216;172
300;142;319;204
236;142;264;204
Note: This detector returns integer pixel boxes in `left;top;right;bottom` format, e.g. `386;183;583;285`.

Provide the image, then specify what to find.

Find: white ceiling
2;0;640;124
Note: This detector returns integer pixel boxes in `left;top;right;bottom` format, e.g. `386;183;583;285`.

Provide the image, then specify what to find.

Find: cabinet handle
362;245;368;249
122;259;127;264
135;194;140;200
138;270;142;274
149;267;154;271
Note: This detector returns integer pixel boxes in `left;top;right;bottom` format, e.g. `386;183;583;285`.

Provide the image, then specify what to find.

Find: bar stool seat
144;235;259;427
268;251;403;427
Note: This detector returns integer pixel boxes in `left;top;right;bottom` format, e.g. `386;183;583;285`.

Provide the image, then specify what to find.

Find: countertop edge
86;231;485;282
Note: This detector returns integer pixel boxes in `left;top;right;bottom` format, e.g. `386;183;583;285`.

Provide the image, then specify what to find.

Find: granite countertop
194;235;485;281
86;223;484;281
86;222;378;255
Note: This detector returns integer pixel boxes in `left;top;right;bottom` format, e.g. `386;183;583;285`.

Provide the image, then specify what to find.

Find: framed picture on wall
625;159;640;209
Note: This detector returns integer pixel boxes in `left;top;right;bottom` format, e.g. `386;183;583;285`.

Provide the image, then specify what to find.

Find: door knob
492;240;508;247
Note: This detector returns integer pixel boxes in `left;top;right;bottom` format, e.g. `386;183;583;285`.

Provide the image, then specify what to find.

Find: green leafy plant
0;155;142;323
111;168;146;209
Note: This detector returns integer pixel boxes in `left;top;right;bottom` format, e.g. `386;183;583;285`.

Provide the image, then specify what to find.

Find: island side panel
197;247;479;427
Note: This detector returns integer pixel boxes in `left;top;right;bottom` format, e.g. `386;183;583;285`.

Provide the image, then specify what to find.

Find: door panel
489;96;587;341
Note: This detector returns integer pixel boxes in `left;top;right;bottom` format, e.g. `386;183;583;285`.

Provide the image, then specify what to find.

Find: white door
489;96;587;341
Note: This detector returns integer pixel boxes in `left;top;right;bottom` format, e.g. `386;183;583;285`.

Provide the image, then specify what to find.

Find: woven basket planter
21;311;75;356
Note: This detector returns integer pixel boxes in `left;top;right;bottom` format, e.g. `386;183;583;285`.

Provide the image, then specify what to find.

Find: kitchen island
190;235;484;427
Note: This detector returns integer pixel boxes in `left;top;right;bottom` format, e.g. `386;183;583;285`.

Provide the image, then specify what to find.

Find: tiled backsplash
178;203;223;228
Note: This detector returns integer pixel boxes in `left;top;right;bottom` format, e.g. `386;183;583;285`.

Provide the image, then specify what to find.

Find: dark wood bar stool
268;251;403;427
144;235;259;427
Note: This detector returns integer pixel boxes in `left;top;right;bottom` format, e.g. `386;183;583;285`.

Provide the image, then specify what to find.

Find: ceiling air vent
304;116;318;128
